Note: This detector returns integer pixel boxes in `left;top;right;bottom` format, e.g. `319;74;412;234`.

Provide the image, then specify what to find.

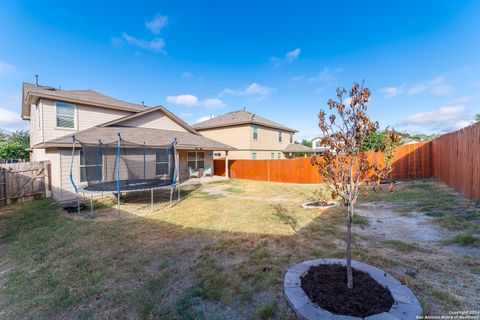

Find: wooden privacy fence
214;142;432;184
431;122;480;201
0;161;51;207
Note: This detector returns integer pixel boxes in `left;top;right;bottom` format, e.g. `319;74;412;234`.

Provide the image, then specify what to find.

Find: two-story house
192;109;311;159
22;82;234;202
311;136;335;155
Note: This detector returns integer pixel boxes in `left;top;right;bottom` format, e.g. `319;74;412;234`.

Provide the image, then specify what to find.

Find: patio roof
283;143;313;153
35;127;236;151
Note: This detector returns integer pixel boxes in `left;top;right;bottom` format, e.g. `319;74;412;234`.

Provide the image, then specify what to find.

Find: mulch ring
301;264;394;318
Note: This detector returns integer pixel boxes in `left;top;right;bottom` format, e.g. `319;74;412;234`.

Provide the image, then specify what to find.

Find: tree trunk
346;202;353;289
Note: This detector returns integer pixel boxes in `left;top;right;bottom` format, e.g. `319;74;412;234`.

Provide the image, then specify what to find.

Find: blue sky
0;0;479;139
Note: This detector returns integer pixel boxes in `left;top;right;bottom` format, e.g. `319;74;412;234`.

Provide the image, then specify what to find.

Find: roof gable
100;106;198;134
192;109;297;132
22;82;144;120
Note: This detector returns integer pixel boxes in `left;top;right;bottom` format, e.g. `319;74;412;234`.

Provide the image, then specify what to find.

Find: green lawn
0;179;478;319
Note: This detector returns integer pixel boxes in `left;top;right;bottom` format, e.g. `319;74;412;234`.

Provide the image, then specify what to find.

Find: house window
56;102;75;128
80;150;102;183
315;141;321;148
36;101;41;131
278;130;282;142
252;126;259;140
187;151;205;170
277;153;281;159
251;152;257;160
156;149;169;176
214;152;222;157
289;133;293;143
271;153;275;159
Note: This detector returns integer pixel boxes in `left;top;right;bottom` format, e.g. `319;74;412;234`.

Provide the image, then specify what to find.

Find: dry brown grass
0;179;478;319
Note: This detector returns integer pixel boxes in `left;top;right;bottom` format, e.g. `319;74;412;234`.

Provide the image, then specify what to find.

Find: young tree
476;113;480;122
311;82;398;289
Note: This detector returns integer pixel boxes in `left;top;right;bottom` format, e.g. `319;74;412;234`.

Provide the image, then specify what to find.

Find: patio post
225;150;229;178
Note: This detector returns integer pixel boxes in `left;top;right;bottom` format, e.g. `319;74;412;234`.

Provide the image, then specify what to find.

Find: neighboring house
311;136;331;155
192;109;312;159
22;83;234;202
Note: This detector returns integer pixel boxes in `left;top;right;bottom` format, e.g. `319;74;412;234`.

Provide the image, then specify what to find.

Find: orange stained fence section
213;123;479;200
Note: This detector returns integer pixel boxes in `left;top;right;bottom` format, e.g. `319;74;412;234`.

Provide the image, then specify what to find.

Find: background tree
476;113;480;122
0;130;30;161
293;139;313;157
311;82;398;289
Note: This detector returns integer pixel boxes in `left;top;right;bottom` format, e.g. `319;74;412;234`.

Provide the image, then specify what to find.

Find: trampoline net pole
117;133;121;213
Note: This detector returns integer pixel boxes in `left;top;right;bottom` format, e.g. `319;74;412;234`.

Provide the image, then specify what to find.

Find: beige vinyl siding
41;99;132;143
250;125;292;150
31;148;46;162
197;124;294;160
196;125;251;150
116;111;188;132
222;150;286;160
58;148;78;202
29;101;43;147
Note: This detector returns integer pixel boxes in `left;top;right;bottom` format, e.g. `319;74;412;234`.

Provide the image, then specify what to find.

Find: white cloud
285;48;301;63
0;61;15;75
195;115;215;124
270;48;301;66
119;33;166;53
430;84;454;96
145;15;168;34
202;98;226;109
181;71;193;80
221;82;274;97
166;94;226;109
408;84;428;95
408;76;454;96
113;14;168;53
244;83;272;95
179;112;192;117
400;97;474;132
309;67;343;86
405;105;465;125
166;94;198;106
381;85;405;99
0;107;25;130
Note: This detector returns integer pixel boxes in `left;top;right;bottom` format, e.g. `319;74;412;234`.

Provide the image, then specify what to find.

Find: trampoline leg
169;188;173;206
90;192;93;215
117;192;120;213
177;185;180;202
151;188;153;212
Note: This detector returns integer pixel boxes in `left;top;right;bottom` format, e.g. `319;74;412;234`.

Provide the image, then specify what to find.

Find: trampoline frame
70;133;180;215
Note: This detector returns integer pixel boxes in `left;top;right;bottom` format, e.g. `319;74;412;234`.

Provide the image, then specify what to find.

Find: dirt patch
355;203;444;243
301;264;394;317
202;184;296;202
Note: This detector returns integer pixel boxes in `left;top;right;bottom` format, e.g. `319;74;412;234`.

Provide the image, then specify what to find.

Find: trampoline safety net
76;137;177;193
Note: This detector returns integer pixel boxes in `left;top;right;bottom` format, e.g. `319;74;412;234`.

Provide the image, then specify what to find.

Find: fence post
45;162;51;198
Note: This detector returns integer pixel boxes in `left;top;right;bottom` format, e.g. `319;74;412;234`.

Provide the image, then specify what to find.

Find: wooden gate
0;161;51;207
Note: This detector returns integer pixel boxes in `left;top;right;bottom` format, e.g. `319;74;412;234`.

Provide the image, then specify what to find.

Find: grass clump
445;232;480;247
384;240;419;253
255;300;277;320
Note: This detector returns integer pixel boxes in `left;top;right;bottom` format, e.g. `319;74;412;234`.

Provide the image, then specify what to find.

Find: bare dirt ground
354;200;480;312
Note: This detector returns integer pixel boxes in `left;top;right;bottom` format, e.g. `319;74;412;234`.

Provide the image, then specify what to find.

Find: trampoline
69;133;180;214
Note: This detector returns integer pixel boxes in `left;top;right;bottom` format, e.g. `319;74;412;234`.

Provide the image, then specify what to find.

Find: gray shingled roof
283;143;313;153
38;127;235;151
22;82;144;119
192;110;297;132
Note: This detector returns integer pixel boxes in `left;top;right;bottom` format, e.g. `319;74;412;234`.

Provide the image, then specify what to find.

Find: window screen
56;102;75;128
